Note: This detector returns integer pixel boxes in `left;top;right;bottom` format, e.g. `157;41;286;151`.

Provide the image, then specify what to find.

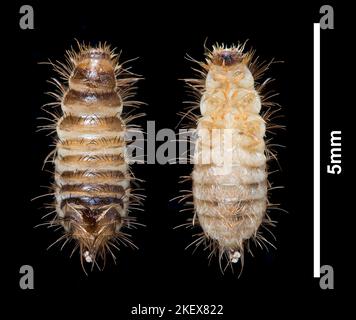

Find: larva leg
184;43;279;272
41;42;142;269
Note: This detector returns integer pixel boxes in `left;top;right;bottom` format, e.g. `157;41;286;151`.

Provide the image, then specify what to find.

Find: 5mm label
327;131;342;174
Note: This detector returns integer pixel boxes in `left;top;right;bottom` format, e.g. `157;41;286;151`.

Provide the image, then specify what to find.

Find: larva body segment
189;45;273;267
45;43;140;267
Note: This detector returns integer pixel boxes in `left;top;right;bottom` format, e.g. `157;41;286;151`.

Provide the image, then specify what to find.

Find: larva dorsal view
39;42;143;271
182;43;281;273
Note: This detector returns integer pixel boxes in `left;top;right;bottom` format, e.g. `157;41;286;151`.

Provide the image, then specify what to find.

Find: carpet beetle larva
39;42;144;271
181;43;282;273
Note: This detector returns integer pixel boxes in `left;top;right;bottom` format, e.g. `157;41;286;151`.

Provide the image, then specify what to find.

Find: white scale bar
314;23;320;278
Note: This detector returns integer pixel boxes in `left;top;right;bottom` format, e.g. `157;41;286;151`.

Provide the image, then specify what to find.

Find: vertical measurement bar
314;23;321;278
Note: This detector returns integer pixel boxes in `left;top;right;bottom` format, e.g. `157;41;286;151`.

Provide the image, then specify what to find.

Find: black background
5;0;344;317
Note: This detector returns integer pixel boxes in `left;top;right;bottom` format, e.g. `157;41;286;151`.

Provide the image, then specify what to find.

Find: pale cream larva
185;44;278;271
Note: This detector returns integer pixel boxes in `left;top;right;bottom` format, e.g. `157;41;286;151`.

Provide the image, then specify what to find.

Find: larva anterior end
183;43;280;273
40;42;142;270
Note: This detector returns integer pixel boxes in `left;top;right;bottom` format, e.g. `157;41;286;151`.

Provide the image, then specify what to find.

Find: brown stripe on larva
70;69;116;89
63;89;122;108
60;183;125;194
57;137;125;149
58;154;125;164
44;43;141;268
60;196;124;209
59;170;126;179
58;116;124;132
56;170;128;185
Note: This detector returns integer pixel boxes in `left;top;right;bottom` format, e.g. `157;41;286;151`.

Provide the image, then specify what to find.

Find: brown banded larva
183;43;280;272
40;42;143;270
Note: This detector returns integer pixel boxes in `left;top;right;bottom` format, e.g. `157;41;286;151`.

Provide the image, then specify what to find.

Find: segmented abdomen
193;142;267;260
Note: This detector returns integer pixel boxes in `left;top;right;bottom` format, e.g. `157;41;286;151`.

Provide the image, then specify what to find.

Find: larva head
211;47;245;67
199;45;257;116
60;198;125;263
207;46;254;86
69;46;117;92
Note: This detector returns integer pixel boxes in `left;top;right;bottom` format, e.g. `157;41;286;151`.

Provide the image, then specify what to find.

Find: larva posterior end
83;250;94;263
229;250;241;263
62;203;125;265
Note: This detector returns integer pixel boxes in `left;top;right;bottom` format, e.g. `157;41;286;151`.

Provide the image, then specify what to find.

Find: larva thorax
200;49;264;139
53;45;132;265
192;46;269;265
